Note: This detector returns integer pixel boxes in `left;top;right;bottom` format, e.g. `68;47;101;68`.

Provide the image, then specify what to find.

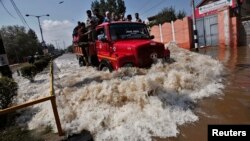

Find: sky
0;0;199;49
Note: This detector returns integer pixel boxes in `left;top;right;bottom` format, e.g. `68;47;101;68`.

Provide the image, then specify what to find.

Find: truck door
96;27;110;55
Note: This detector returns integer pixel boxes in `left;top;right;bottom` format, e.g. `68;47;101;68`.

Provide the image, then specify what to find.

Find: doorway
196;15;219;47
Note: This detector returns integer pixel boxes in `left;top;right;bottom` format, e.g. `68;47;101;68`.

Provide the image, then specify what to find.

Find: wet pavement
161;46;250;141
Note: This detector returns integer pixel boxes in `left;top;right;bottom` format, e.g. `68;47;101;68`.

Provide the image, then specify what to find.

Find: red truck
73;21;170;71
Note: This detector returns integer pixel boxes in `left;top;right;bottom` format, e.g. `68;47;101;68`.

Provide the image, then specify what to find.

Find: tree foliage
91;0;126;16
0;26;42;64
148;7;186;26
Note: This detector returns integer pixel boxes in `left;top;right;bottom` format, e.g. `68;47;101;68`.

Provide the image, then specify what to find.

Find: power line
0;0;16;19
140;0;166;16
10;0;29;27
136;0;152;13
10;0;30;29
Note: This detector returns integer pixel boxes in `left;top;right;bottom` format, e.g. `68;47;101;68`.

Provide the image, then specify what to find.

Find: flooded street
164;46;250;141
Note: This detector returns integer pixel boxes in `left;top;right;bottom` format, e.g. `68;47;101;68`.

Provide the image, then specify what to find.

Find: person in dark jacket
126;14;132;22
93;9;104;25
135;13;142;22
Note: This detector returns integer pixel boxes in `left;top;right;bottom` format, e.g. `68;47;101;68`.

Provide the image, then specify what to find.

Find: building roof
196;0;219;7
197;0;208;7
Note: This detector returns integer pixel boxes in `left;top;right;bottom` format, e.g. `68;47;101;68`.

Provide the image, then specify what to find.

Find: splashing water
14;43;225;141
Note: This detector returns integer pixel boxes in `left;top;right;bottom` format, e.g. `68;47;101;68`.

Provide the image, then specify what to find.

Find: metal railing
0;61;64;136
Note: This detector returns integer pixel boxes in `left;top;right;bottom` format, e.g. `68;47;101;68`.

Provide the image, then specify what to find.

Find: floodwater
161;46;250;141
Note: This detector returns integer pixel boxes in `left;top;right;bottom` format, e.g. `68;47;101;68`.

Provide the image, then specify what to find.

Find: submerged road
162;46;250;141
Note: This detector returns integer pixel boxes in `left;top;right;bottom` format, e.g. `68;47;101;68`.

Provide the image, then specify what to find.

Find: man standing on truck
119;13;126;21
126;14;132;22
86;10;98;42
72;21;81;44
78;22;90;66
135;13;142;23
93;9;104;25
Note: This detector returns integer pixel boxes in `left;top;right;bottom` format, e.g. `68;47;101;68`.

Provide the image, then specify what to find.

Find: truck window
96;28;106;41
109;23;150;41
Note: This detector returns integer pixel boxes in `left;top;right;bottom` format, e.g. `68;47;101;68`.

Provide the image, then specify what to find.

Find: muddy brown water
158;46;250;141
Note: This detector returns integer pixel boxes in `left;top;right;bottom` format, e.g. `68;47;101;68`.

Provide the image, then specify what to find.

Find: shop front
195;0;239;47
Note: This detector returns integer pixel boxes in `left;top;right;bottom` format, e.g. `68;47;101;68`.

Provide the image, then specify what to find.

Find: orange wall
218;7;238;48
230;17;238;47
151;13;238;49
150;17;193;49
218;8;226;47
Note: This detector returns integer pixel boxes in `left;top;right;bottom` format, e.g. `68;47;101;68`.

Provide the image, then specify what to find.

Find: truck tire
99;60;113;72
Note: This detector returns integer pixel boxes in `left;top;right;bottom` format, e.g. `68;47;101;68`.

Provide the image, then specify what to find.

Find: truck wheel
99;61;113;72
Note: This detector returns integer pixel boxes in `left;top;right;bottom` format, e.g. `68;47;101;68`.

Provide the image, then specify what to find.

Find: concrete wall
218;7;238;47
151;11;238;49
150;17;193;50
230;17;238;47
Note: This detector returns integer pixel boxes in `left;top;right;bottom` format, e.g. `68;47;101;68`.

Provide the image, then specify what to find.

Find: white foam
15;44;225;141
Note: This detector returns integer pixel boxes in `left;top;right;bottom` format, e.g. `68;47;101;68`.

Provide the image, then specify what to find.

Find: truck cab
74;22;170;71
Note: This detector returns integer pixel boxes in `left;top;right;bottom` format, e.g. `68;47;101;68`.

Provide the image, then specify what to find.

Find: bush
34;60;48;72
0;77;18;127
20;64;37;82
42;55;51;62
0;77;18;109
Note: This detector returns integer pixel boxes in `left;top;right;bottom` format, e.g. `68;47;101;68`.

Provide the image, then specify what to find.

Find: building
150;0;250;49
195;0;250;47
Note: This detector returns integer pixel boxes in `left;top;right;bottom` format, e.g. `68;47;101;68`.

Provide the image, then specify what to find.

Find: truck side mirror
150;35;155;39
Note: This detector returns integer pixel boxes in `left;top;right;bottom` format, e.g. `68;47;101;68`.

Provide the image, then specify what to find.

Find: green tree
0;26;41;64
91;0;100;12
27;29;41;54
156;7;176;24
116;0;126;16
107;0;117;14
177;10;186;19
91;0;126;16
148;7;187;26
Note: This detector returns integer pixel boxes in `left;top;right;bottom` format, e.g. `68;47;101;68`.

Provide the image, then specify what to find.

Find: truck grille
137;45;164;68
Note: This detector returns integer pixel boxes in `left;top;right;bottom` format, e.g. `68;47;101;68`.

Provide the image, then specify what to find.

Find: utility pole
191;0;199;51
0;34;12;78
26;14;50;54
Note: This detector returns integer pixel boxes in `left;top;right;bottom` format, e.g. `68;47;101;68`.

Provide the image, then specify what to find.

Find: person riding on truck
86;10;98;41
78;22;90;66
72;21;81;45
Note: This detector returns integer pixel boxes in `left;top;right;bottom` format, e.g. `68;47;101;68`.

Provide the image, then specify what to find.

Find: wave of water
14;43;225;141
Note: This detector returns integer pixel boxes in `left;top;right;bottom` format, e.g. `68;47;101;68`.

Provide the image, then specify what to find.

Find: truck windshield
109;23;150;41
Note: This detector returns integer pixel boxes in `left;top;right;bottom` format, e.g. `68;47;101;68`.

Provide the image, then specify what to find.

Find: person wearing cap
86;10;98;41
